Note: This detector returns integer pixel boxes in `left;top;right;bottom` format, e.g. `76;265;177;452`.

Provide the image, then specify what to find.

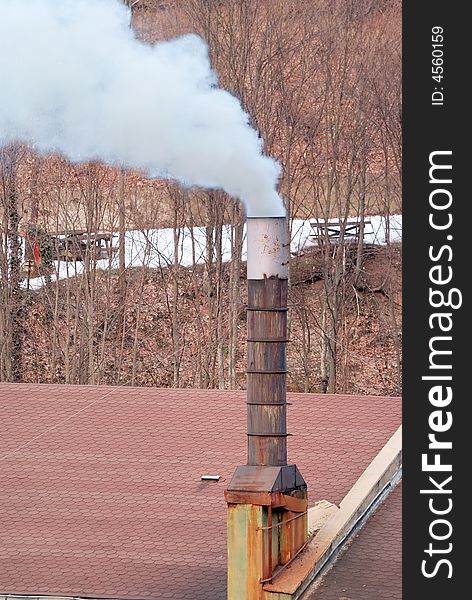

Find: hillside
1;0;401;393
19;241;402;396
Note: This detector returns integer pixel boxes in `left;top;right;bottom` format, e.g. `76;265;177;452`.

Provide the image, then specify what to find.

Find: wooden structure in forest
49;231;117;262
310;219;372;245
21;230;117;280
23;230;117;265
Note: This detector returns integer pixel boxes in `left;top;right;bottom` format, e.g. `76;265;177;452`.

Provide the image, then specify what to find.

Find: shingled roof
303;482;402;600
0;383;401;600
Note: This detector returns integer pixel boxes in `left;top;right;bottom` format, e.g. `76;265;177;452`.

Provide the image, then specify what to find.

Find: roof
303;482;402;599
0;383;401;600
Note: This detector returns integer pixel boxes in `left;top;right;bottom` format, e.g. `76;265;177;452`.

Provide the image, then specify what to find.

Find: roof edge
263;424;402;598
1;595;149;600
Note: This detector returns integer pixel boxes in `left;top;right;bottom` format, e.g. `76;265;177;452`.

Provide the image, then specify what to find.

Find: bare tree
0;145;25;381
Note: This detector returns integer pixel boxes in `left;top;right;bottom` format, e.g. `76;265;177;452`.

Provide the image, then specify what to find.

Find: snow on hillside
23;215;402;290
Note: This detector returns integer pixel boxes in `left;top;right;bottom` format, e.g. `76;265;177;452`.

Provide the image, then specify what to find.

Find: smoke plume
0;0;285;217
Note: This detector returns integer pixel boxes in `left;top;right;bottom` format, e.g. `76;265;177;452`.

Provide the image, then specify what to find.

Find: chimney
225;216;308;600
246;217;289;466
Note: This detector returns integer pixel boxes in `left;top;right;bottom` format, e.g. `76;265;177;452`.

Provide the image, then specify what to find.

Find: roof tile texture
302;482;402;600
0;383;401;600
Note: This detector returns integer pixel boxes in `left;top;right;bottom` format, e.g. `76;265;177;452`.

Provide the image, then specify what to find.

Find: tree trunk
2;149;24;382
229;207;243;388
172;196;181;387
215;215;225;388
320;292;329;393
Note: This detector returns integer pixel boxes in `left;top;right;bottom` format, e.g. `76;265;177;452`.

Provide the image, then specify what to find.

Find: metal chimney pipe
246;217;289;466
226;216;307;598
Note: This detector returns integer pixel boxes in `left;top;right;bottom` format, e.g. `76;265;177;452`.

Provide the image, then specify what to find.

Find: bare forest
0;0;402;395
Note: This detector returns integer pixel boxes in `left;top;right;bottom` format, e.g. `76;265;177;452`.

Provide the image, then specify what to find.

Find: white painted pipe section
246;217;289;280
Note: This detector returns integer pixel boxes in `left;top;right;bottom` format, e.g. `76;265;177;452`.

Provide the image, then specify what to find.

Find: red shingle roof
0;383;401;600
304;482;402;600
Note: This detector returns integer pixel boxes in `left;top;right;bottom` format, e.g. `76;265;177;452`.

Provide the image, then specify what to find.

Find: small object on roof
201;475;221;481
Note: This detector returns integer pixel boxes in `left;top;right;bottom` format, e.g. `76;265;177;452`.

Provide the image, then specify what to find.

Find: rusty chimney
225;215;308;600
246;217;289;466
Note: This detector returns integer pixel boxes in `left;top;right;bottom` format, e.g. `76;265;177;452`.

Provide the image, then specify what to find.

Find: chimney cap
246;216;289;280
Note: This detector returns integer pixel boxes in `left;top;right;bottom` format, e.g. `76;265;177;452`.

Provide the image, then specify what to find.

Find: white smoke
0;0;285;217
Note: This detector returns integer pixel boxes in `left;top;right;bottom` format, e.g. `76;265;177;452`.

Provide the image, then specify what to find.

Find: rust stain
246;507;261;600
267;505;273;580
259;231;283;257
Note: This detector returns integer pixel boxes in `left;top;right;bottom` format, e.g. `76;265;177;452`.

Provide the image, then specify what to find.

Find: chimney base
225;465;308;600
